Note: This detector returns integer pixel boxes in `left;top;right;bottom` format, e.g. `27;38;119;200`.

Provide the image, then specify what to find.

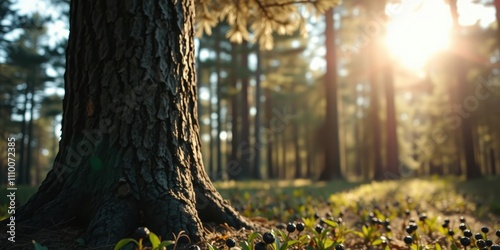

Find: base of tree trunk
1;169;252;249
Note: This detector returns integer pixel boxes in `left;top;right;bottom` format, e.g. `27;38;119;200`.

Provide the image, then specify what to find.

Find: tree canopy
196;0;339;49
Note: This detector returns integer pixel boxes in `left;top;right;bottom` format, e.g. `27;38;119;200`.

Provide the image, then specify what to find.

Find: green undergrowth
110;176;500;249
3;177;500;249
214;176;500;222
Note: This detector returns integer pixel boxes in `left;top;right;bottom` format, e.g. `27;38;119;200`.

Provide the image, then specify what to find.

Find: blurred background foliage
1;0;500;188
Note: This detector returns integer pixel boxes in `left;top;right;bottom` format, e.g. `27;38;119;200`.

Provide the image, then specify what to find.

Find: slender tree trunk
383;56;399;178
293;99;302;179
3;0;250;247
319;8;342;180
281;131;287;179
239;41;251;179
52;119;58;165
265;89;274;179
19;83;29;185
355;116;362;177
230;43;240;180
215;27;223;180
208;75;215;179
305;114;313;178
363;123;373;180
449;0;480;179
35;135;41;185
275;136;280;178
369;50;383;180
493;0;500;175
491;147;497;175
25;72;37;185
197;43;214;179
253;48;262;179
495;0;500;54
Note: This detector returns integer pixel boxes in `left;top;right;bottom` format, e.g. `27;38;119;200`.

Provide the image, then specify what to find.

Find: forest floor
204;176;500;249
1;176;500;249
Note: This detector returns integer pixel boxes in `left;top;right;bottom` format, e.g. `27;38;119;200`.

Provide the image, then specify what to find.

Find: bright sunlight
385;0;452;71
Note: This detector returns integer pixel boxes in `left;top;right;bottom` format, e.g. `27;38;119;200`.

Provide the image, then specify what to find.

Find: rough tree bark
2;0;250;248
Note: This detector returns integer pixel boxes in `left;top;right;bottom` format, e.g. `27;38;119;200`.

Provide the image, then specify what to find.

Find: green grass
3;177;500;249
206;176;500;250
214;176;500;221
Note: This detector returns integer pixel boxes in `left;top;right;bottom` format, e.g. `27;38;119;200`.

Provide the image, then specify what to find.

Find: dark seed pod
254;242;267;250
296;222;305;232
459;216;466;223
403;235;413;245
463;229;472;238
475;233;484;240
476;239;486;248
335;244;345;250
133;227;150;240
262;232;275;244
485;239;493;247
460;237;471;247
405;225;414;234
315;224;324;234
226;238;236;248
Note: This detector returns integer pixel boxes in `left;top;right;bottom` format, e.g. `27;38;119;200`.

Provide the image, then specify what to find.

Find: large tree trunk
2;0;250;248
319;8;342;180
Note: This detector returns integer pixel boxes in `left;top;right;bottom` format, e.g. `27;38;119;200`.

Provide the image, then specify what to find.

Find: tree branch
262;0;318;8
254;0;296;26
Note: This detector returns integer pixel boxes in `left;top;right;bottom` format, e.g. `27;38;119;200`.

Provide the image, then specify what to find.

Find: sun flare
385;0;452;71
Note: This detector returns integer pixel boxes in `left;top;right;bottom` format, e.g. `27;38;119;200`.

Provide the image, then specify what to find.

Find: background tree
319;7;342;180
448;0;480;179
